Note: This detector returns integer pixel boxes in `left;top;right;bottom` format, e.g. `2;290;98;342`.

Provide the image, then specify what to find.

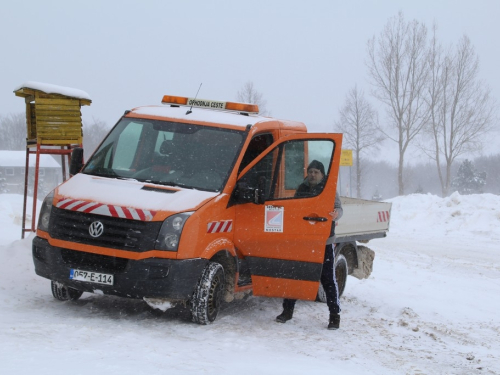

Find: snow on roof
132;105;273;128
0;151;61;168
13;81;91;101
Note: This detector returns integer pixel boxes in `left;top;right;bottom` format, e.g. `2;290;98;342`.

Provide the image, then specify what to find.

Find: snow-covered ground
1;192;499;374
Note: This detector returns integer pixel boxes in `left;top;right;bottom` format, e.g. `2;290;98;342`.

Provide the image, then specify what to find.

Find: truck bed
335;197;392;243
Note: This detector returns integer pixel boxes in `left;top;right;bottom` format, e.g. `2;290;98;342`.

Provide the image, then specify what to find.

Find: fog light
164;234;179;249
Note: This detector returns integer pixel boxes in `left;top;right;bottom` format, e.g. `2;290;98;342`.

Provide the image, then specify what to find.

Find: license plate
70;269;114;285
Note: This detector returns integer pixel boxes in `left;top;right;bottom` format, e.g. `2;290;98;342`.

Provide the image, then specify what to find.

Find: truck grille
49;207;162;252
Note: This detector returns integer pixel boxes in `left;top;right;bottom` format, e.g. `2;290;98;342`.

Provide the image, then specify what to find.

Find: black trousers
283;243;341;314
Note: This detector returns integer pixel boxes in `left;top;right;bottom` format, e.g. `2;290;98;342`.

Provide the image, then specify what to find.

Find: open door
233;133;342;300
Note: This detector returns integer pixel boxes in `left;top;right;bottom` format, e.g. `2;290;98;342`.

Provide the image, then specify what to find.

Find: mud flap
351;245;375;280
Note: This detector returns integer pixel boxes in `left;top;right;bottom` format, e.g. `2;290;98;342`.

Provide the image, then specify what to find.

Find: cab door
233;133;342;300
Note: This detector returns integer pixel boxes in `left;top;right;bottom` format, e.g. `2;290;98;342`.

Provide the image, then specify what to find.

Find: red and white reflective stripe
56;198;156;221
207;220;233;233
377;211;390;222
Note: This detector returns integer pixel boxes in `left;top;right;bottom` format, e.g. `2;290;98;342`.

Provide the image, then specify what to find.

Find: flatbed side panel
335;197;392;238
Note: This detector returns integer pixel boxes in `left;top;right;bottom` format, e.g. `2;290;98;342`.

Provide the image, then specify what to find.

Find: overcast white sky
1;0;499;162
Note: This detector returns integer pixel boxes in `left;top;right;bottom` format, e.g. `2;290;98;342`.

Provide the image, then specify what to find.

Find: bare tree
421;25;446;194
424;33;497;196
335;86;383;198
367;12;430;195
83;117;110;158
0;113;27;150
236;81;270;116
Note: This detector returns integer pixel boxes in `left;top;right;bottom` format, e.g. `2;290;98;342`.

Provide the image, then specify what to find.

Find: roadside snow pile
387;192;500;240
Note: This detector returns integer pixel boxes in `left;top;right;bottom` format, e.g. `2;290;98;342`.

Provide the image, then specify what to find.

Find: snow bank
388;192;500;240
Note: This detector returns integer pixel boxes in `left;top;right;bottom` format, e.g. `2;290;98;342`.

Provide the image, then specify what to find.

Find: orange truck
32;95;391;324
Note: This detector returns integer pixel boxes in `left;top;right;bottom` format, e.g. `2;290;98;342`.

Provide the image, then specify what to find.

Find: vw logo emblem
89;221;104;238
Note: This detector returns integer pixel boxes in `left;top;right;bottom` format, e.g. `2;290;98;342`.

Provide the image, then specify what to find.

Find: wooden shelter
14;82;91;238
14;85;91;146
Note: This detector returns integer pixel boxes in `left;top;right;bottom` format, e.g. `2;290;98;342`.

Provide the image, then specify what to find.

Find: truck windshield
82;118;245;192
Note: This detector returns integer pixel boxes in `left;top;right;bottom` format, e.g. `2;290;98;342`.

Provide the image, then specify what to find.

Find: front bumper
32;237;208;300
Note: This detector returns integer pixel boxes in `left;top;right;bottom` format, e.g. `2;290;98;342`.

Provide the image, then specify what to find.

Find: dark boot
276;306;294;323
328;313;340;330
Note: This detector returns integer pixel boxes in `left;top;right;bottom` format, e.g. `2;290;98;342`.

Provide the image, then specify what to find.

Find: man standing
275;160;343;330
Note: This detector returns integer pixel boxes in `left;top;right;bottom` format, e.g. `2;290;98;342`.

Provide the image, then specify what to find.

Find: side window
277;139;334;200
236;148;278;202
284;141;304;190
238;133;274;173
286;140;334;199
237;139;335;202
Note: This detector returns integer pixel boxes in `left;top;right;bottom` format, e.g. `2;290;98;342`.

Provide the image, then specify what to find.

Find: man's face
307;168;324;186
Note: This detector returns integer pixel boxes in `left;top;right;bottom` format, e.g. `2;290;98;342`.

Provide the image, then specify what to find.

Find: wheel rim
207;271;224;320
336;258;347;296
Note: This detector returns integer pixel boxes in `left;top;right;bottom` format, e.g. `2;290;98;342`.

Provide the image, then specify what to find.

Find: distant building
0;150;62;195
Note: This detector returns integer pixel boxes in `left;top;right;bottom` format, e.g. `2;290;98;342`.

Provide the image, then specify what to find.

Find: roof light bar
162;95;188;105
161;95;259;114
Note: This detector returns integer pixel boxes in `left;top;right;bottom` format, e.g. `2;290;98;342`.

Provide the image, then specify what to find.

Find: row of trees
359;157;496;199
2;105;494;198
341;12;497;197
0;113;26;150
233;14;497;199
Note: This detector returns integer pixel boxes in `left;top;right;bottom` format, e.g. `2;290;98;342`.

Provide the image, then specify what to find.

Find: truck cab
33;95;343;324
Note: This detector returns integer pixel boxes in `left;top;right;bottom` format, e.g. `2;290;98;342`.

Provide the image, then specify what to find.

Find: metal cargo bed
334;197;392;243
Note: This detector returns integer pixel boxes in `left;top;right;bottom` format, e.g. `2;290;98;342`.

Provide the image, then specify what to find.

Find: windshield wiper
82;169;118;178
143;180;193;189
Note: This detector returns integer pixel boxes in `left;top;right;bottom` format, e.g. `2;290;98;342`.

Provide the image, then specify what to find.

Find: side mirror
234;176;266;205
70;147;84;176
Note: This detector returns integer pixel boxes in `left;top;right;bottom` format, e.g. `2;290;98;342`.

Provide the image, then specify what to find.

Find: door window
237;139;335;201
238;133;274;174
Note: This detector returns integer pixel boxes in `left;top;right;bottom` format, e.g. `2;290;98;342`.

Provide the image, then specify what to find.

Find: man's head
306;160;325;186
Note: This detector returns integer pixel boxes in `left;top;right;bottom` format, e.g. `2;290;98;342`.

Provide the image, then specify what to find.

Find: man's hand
329;209;339;221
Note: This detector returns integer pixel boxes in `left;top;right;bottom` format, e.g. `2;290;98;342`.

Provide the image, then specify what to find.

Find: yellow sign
340;149;353;166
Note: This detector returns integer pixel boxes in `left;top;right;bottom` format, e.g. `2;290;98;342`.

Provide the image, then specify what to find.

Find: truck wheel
51;281;83;301
335;254;348;297
316;254;348;302
191;262;225;325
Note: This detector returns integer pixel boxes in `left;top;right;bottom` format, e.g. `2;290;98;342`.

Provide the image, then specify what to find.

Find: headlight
155;212;193;251
38;190;55;232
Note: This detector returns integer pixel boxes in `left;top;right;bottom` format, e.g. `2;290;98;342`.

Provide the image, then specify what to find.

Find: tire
335;254;348;297
317;254;349;302
191;262;225;325
51;281;84;301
